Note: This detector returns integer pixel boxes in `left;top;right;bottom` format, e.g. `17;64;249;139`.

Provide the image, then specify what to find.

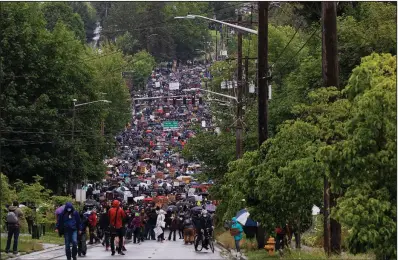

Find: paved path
13;232;227;260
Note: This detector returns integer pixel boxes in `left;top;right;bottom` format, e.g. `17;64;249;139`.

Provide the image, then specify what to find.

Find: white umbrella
133;196;145;202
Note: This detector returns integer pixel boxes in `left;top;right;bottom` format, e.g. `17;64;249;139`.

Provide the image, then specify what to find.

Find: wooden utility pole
257;1;269;147
236;12;243;159
322;1;341;255
245;56;249;96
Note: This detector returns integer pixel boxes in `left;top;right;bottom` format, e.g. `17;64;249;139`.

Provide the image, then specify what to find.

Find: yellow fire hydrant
264;237;276;256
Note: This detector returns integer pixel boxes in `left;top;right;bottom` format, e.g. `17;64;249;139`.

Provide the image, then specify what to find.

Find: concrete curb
215;240;248;260
7;242;101;260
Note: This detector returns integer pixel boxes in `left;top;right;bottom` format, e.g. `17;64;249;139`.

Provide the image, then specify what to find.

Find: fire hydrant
264;237;276;256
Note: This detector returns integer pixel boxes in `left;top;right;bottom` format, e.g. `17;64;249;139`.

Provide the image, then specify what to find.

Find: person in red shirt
88;210;99;244
108;200;126;256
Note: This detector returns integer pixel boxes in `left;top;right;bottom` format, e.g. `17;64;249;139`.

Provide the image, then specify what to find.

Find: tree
67;2;98;42
127;50;156;91
338;2;396;86
41;2;86;42
319;53;396;259
0;3;111;192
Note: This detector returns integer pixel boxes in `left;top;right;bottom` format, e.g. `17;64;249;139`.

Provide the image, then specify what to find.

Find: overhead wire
276;27;320;73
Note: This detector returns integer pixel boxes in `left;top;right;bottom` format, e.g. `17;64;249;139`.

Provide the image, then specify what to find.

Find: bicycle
194;228;214;253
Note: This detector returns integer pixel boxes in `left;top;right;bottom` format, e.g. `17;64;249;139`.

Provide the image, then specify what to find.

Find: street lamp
69;99;111;194
175;15;257;35
183;88;237;101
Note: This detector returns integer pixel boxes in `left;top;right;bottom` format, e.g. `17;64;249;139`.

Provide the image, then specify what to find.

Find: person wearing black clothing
78;212;88;257
168;214;179;241
147;209;157;240
178;212;185;239
99;207;110;251
196;210;213;250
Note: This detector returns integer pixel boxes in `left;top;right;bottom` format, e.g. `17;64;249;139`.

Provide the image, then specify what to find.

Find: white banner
75;189;86;202
155;82;160;88
174;181;180;187
249;82;255;93
169;82;180;90
268;85;272;100
201;120;206;128
221;80;237;89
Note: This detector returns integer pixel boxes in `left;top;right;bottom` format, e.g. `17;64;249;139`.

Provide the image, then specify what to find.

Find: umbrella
236;209;250;225
191;206;202;212
144;197;153;202
133;196;145;202
143;158;152;162
244;218;258;227
55;205;65;215
205;204;216;213
167;205;178;212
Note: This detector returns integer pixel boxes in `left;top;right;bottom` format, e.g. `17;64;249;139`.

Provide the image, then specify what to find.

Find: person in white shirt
156;209;166;242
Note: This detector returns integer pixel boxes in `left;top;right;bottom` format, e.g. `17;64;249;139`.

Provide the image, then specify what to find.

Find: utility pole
215;29;218;61
69;100;76;195
322;1;340;256
257;1;269;147
245;56;249;97
236;12;243;159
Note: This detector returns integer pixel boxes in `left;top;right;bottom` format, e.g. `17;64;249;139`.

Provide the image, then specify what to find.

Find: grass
215;229;258;251
0;237;43;254
216;228;375;260
37;231;65;245
247;249;375;260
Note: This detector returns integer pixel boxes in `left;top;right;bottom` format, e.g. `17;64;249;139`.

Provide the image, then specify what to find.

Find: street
13;232;226;260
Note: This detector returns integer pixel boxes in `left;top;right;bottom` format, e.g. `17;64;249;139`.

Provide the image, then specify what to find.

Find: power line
270;22;304;68
276;27;319;72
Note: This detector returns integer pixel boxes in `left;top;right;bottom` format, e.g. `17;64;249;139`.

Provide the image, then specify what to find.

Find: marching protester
108;200;126;256
56;202;81;260
156;208;166;242
78;211;88;257
88;209;99;244
99;206;110;251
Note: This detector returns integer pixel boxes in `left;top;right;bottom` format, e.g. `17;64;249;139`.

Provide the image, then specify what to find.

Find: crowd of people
55;61;220;260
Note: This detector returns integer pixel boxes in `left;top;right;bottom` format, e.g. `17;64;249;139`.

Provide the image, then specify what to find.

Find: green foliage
0;3;132;192
67;2;98;42
338;2;396;85
101;2;210;61
128;50;156;91
318;53;397;259
15;175;51;205
41;2;86;42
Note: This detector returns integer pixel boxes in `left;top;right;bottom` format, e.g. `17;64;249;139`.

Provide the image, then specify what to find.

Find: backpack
7;211;18;224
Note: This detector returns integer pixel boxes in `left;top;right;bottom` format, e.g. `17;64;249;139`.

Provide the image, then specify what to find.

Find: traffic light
183;97;186;105
199;97;203;105
173;98;176;106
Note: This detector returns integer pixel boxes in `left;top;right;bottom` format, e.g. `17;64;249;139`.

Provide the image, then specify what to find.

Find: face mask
67;208;72;212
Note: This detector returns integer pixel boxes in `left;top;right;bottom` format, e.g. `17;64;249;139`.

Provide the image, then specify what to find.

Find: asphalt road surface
13;232;227;260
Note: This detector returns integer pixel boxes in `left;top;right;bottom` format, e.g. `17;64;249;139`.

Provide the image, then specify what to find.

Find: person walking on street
139;209;147;242
56;202;81;260
99;206;110;251
5;201;24;256
78;212;88;257
231;217;243;258
168;213;179;241
156;209;166;242
108;200;126;256
131;213;142;244
147;209;157;240
88;210;99;244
